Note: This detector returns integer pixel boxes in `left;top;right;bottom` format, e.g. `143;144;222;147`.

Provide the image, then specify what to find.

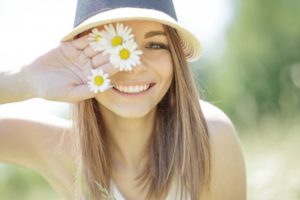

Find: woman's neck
99;106;156;172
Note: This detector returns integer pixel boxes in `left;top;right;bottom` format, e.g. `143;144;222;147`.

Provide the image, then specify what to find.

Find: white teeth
114;84;151;93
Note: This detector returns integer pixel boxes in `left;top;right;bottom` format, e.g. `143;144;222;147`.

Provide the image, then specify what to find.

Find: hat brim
61;8;202;62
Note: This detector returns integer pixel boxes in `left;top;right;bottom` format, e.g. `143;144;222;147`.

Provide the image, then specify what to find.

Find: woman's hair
71;25;211;200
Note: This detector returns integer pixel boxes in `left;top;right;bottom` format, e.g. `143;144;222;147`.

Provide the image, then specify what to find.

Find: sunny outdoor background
0;0;299;200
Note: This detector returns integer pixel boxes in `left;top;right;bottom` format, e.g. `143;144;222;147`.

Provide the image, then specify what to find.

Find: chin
111;105;155;119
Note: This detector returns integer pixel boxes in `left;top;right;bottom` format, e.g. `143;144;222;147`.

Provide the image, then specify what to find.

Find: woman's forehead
78;20;166;39
96;20;164;31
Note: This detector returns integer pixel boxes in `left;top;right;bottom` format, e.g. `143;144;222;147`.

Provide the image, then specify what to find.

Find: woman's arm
0;34;117;198
0;34;114;164
0;68;34;104
200;101;247;200
0;34;113;105
0;115;70;168
0;115;76;198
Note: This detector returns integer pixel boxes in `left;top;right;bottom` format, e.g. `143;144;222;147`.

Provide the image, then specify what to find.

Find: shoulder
200;99;240;144
200;100;238;144
200;100;233;129
199;100;247;200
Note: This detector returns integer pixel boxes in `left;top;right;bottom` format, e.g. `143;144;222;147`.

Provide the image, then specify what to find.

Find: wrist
12;66;36;101
0;67;34;104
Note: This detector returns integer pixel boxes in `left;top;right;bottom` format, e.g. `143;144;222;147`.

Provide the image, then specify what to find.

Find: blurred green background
0;0;300;199
194;0;300;199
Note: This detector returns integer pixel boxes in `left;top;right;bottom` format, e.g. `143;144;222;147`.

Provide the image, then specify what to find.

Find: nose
131;54;147;73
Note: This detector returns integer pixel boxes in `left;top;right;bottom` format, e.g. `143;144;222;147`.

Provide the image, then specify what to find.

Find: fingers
84;46;98;58
69;84;96;102
72;34;99;58
91;53;110;68
70;81;115;103
71;34;90;50
81;52;116;76
71;34;112;70
75;35;110;67
80;59;93;81
96;61;119;75
60;42;81;59
78;49;109;69
71;34;119;82
80;57;117;83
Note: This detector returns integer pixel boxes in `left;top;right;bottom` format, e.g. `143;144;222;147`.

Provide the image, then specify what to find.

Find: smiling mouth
112;83;155;94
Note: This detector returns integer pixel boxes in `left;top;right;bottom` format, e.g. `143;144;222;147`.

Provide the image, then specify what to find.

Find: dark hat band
74;0;178;27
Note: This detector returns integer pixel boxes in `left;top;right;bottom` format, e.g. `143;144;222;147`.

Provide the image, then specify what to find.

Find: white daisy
87;28;106;51
110;39;143;71
100;22;134;54
87;68;111;93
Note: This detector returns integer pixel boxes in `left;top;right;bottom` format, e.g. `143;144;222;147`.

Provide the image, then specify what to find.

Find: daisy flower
87;28;106;51
87;68;111;93
87;23;143;71
110;39;143;71
100;22;134;54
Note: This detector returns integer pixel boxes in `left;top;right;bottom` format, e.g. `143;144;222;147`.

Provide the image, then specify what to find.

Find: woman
0;0;246;199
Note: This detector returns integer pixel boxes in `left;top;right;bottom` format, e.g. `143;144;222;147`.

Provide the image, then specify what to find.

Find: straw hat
61;0;202;62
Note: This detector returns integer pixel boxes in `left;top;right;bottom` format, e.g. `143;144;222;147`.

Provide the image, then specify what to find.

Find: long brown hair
71;25;211;200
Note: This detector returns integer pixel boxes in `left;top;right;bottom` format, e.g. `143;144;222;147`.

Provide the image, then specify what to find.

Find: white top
110;180;126;200
109;179;191;200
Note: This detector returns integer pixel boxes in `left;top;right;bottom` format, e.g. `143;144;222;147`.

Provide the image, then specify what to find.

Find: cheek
144;51;173;80
157;54;173;84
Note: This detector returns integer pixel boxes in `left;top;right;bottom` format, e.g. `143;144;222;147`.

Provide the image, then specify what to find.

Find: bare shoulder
200;100;247;200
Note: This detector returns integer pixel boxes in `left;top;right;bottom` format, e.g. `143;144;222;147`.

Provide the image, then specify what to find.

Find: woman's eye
146;42;169;50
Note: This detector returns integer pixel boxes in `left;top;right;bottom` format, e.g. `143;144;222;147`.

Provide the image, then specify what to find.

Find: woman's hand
23;35;118;103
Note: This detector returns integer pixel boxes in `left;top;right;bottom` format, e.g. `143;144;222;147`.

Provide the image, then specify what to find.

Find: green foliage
197;0;300;126
0;164;61;200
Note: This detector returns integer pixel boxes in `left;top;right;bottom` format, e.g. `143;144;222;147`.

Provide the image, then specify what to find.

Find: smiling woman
91;21;173;119
70;20;211;200
0;0;246;200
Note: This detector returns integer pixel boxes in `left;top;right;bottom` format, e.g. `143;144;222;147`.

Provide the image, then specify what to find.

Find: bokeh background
0;0;299;199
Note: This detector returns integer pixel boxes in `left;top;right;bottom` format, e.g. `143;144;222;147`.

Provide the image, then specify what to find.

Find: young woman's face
95;20;173;118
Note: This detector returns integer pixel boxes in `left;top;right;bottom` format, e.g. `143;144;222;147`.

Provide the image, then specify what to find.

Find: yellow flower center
111;36;123;47
119;48;130;60
93;75;104;86
95;35;101;42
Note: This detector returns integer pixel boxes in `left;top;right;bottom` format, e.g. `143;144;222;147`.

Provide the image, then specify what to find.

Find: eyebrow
144;31;166;39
